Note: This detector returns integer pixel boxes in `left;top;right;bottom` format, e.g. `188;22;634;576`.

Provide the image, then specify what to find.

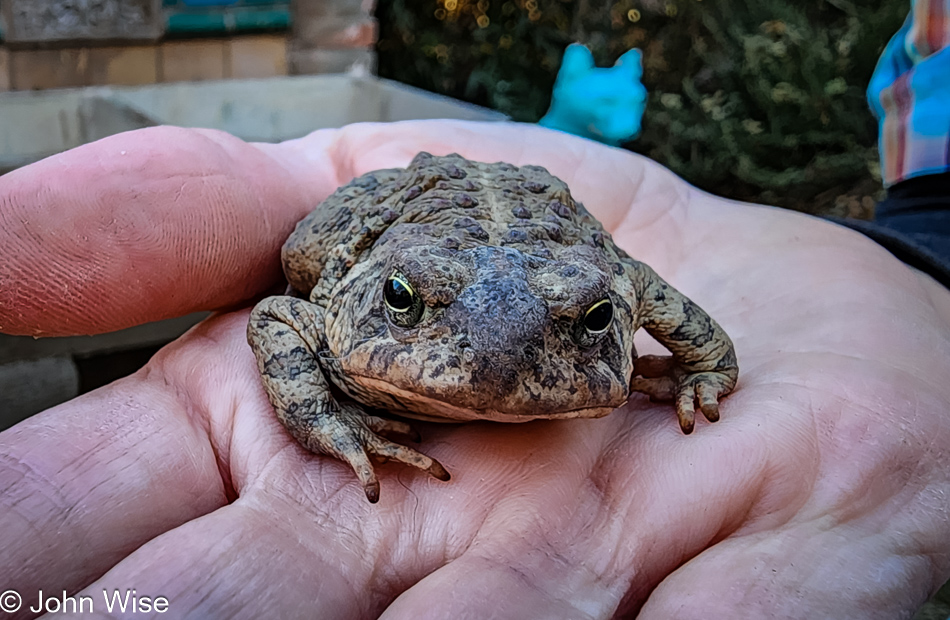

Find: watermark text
0;589;169;614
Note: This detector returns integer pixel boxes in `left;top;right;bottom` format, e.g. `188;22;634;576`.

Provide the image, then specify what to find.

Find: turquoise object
539;44;648;146
164;0;291;34
166;8;291;34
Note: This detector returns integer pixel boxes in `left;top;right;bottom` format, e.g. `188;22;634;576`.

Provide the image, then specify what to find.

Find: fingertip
364;481;381;504
429;460;451;482
676;393;696;435
352;458;381;503
701;402;720;423
0;126;318;335
696;381;721;423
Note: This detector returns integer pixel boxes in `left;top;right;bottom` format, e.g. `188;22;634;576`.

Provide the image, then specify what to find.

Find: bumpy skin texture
247;152;737;501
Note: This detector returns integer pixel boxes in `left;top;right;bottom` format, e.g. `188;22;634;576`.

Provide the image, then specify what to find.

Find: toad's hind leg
247;296;449;503
626;263;739;434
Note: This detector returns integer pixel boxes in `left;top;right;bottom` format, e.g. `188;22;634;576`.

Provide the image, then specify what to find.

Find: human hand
1;121;948;619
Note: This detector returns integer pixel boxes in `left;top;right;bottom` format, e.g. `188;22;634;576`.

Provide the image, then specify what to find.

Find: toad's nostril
458;339;473;362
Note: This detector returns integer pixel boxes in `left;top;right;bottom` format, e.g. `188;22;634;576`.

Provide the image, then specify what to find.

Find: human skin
0;120;948;619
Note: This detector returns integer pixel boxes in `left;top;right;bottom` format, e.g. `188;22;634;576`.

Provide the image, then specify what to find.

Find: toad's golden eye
583;298;614;334
572;297;614;347
383;272;424;327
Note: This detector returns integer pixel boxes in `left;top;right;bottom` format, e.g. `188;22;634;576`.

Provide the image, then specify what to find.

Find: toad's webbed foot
311;404;450;503
248;295;449;503
625;262;739;434
631;355;735;434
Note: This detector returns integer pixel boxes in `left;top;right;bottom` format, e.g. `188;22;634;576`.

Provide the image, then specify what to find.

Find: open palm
1;121;948;619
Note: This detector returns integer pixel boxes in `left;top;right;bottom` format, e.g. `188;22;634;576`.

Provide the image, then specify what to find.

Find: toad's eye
383;272;424;327
583;299;614;334
572;297;614;347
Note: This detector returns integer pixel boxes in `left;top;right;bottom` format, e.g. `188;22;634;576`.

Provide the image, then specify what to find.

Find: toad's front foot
309;406;451;503
631;355;736;434
248;295;450;503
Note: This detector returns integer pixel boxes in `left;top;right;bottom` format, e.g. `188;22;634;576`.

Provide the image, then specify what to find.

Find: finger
341;446;381;504
634;354;675;378
367;439;451;482
637;361;950;619
374;421;628;620
695;382;721;422
69;497;388;620
0;371;228;606
0;311;275;601
638;520;939;619
631;376;676;401
362;413;422;442
675;386;697;434
676;394;696;435
380;553;612;620
378;401;794;620
0;126;332;336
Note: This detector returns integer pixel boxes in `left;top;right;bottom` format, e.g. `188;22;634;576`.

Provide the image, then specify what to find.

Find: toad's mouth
349;375;619;423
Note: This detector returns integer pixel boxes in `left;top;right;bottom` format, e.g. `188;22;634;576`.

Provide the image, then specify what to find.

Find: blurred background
0;0;909;217
378;0;906;218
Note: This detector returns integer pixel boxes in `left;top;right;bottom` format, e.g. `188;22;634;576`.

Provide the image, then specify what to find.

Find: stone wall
1;0;164;44
0;0;378;92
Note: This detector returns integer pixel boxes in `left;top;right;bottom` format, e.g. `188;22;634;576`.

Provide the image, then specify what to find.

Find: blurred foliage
377;0;571;121
376;0;909;215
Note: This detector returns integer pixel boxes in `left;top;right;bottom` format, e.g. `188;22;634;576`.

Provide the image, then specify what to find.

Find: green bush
376;0;908;216
376;0;570;121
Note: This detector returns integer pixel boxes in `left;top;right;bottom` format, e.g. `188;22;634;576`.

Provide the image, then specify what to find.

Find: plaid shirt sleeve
868;0;950;187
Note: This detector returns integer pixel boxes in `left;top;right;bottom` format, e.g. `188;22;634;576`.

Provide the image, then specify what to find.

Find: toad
247;152;738;502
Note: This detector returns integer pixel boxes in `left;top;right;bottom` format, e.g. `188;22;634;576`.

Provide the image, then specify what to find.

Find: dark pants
831;172;950;289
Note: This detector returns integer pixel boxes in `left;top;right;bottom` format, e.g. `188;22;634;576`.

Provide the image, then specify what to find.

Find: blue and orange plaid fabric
869;0;950;186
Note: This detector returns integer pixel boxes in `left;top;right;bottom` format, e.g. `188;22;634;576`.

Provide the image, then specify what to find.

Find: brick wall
0;36;288;91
